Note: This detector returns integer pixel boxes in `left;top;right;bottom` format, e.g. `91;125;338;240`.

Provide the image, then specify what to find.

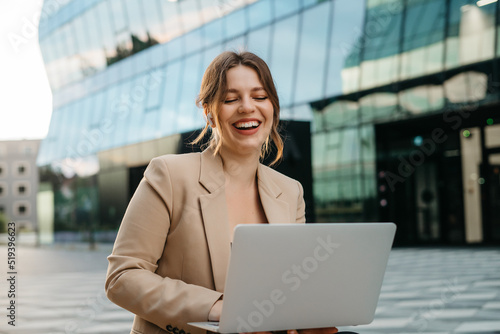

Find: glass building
37;0;500;245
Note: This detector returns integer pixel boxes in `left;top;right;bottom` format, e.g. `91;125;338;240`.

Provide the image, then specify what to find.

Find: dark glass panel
294;1;330;104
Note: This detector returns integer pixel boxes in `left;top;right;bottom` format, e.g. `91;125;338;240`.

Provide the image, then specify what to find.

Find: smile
233;121;261;130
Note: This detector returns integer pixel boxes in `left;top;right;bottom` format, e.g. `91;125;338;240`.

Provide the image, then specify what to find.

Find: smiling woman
193;51;283;166
105;51;338;334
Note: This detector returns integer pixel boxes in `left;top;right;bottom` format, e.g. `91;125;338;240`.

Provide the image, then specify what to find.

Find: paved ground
0;244;499;334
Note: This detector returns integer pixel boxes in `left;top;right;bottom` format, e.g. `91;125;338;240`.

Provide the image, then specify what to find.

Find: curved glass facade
38;0;500;245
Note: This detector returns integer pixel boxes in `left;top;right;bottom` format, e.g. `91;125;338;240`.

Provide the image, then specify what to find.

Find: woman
105;51;338;334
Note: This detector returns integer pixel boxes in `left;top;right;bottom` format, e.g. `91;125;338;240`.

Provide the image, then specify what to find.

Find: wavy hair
192;51;283;166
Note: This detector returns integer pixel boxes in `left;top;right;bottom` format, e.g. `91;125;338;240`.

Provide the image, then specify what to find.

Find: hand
287;328;338;334
208;300;223;321
240;328;339;334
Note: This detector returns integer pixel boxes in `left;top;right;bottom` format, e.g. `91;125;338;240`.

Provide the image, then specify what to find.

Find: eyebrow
226;87;266;93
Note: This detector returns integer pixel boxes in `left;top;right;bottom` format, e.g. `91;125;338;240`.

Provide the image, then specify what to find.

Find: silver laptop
189;223;396;333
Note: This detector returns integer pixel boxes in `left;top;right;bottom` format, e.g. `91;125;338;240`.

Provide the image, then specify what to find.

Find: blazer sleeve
296;181;306;223
105;157;222;331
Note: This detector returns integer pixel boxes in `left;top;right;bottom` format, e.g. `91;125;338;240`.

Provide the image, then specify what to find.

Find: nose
238;97;254;113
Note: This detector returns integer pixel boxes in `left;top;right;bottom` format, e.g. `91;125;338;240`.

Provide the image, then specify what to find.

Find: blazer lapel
257;164;291;225
198;149;231;293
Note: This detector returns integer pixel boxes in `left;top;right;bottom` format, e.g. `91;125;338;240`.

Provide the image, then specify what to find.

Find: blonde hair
192;51;283;166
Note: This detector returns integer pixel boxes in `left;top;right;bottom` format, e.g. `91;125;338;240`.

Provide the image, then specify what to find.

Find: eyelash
224;97;268;104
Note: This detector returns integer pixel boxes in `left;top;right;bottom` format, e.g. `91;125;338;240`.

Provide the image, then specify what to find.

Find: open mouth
233;120;261;130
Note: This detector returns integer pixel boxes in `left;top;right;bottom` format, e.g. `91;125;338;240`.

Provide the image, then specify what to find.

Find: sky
0;0;52;141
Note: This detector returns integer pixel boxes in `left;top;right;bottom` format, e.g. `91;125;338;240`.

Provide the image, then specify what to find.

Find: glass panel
159;61;182;137
269;15;300;108
179;0;202;33
273;0;300;20
125;0;148;41
326;0;366;97
83;7;107;73
141;1;166;43
224;8;247;40
323;100;359;129
446;0;496;69
202;19;224;48
400;0;445;80
224;36;246;51
294;2;330;104
399;85;445;114
109;0;128;33
158;1;183;42
201;45;224;75
141;109;161;142
246;25;271;62
145;68;167;110
248;0;272;29
95;1;117;65
184;29;204;55
359;92;398;122
126;74;149;146
361;0;403;90
443;71;488;103
110;79;135;147
176;54;204;133
86;91;107;150
166;37;184;62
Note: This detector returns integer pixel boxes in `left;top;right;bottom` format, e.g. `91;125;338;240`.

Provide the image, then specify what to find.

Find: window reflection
273;0;300;20
247;26;271;62
446;0;496;68
248;0;272;29
401;0;445;80
224;8;247;40
159;61;182;137
361;0;403;90
176;54;204;134
294;2;330;104
270;15;299;108
158;1;183;42
202;19;224;48
328;0;365;96
141;1;167;43
359;92;398;122
399;85;445;114
83;9;107;73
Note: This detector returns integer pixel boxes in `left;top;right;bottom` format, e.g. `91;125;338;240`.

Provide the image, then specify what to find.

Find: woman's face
215;65;274;158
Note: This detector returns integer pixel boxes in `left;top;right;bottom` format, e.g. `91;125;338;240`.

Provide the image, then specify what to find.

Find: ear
203;104;216;128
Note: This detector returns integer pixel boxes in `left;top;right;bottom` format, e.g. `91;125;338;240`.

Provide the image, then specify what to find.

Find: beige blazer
105;148;306;334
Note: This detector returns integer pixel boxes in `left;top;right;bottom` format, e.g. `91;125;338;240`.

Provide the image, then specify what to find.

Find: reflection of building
0;140;40;232
37;0;500;245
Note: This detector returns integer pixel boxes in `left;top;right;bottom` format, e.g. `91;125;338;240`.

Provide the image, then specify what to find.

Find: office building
37;0;500;244
0;140;40;233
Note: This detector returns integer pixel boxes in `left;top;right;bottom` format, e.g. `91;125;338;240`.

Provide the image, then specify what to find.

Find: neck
219;147;260;187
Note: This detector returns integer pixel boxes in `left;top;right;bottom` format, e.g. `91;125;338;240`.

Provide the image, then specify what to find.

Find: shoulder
145;152;201;184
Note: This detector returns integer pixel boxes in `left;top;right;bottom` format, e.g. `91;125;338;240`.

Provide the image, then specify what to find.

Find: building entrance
375;113;465;245
376;107;500;245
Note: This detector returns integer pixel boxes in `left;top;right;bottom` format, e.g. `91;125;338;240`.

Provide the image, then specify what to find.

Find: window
0;162;6;177
0;205;4;214
14;202;30;217
0;182;7;197
14;162;30;176
14;182;29;197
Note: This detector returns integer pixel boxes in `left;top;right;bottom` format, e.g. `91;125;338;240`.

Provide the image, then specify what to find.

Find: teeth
234;121;260;129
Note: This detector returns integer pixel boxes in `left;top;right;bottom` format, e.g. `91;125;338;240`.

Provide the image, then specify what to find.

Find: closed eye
254;97;268;101
224;99;238;104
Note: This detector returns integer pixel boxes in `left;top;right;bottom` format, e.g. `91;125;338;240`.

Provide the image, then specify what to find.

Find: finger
297;327;338;334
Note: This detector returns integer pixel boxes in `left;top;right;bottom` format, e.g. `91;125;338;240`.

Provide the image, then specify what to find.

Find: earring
207;113;215;127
